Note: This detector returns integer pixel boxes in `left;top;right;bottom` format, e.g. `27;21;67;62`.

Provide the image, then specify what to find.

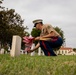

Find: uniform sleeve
46;25;54;33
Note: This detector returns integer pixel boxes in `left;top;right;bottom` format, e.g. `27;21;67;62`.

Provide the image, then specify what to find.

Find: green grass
0;54;76;75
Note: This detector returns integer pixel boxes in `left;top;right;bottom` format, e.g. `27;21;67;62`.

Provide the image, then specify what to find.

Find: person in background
28;19;63;56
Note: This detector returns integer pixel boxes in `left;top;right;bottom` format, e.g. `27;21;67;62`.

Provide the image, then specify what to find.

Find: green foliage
31;28;41;37
0;0;4;9
0;1;27;46
0;0;2;4
0;0;3;4
53;26;65;50
0;54;76;75
73;48;76;52
54;26;64;40
31;28;41;45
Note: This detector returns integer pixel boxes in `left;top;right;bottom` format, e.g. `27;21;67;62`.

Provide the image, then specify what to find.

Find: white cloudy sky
2;0;76;48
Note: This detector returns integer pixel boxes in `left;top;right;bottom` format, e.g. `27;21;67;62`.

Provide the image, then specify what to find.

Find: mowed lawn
0;54;76;75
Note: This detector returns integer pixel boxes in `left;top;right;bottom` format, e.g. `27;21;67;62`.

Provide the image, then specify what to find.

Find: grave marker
31;43;35;56
10;35;21;57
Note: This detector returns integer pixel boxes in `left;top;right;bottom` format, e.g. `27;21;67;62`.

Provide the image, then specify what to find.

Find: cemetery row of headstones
0;35;44;57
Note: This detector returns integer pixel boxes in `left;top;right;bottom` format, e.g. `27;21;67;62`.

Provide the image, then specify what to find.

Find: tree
54;26;64;40
73;48;76;52
0;0;2;5
31;28;41;45
0;0;4;9
0;1;27;47
31;28;41;37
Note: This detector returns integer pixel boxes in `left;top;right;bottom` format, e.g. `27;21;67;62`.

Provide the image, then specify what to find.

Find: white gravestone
0;48;4;54
38;47;41;55
31;43;35;56
10;35;21;57
20;50;24;54
42;51;45;56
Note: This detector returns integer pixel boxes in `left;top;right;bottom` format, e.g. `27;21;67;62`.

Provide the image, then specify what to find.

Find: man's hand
27;50;34;53
35;37;40;40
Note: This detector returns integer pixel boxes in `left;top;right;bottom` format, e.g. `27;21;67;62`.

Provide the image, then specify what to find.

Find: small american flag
23;36;34;52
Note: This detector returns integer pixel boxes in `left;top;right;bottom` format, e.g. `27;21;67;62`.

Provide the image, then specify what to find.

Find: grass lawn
0;54;76;75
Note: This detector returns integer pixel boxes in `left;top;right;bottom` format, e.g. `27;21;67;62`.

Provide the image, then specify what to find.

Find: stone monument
10;35;21;57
